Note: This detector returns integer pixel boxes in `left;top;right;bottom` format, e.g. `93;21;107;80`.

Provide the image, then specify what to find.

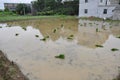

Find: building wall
79;0;99;17
4;3;31;11
79;0;116;18
97;5;115;18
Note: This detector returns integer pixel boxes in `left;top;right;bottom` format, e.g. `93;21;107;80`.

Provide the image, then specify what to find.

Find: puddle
0;19;120;80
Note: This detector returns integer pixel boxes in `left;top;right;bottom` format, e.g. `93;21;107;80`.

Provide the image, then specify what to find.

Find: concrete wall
79;0;99;17
79;0;116;18
97;6;115;18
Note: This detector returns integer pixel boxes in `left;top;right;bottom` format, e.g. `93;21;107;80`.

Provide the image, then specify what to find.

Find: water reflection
0;19;120;80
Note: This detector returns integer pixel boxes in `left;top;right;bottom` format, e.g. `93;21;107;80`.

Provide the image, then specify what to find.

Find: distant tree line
31;0;79;15
3;4;31;15
1;0;79;16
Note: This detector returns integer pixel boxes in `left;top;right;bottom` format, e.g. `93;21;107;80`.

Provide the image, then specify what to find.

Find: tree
32;0;79;15
4;7;9;12
32;0;45;12
16;4;31;15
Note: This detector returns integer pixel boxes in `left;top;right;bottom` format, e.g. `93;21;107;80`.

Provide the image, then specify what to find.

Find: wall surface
79;0;117;18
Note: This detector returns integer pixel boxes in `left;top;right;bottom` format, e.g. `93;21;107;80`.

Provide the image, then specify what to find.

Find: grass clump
40;36;49;41
111;48;119;52
0;26;2;28
35;35;39;37
116;36;120;39
95;45;103;48
22;27;27;31
55;54;65;59
53;28;57;33
67;35;74;40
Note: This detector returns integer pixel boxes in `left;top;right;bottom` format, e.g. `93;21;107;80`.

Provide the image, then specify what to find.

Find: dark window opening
100;0;103;3
103;9;107;14
84;9;88;14
85;0;88;3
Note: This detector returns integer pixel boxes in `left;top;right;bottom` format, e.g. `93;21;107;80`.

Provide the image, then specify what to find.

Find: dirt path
0;50;28;80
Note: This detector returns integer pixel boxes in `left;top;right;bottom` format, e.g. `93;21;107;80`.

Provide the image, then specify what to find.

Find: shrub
37;10;55;15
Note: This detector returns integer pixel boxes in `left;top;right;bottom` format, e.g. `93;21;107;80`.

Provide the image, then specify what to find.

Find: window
100;0;103;3
103;9;107;14
85;0;88;3
84;9;88;14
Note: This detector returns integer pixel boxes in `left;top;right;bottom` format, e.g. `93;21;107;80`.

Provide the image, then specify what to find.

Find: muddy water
0;19;120;80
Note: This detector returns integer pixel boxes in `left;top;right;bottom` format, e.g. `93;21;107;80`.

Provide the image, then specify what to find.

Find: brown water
0;19;120;80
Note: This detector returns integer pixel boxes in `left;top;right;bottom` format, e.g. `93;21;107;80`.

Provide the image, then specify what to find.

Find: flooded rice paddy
0;18;120;80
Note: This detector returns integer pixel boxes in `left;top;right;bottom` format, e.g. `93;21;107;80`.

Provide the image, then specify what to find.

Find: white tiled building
79;0;120;19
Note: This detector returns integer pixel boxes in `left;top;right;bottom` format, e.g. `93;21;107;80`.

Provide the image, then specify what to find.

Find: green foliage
16;4;31;15
55;54;65;59
0;11;17;16
111;48;119;52
32;0;79;15
37;10;55;15
4;7;9;12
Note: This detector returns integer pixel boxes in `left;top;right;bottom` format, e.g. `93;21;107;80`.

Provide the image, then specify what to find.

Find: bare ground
0;50;28;80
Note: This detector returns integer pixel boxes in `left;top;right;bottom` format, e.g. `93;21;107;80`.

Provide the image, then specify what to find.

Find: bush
0;11;17;16
37;10;55;15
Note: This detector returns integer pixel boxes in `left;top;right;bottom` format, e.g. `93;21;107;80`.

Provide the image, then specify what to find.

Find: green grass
79;17;120;22
0;15;77;22
55;54;65;59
